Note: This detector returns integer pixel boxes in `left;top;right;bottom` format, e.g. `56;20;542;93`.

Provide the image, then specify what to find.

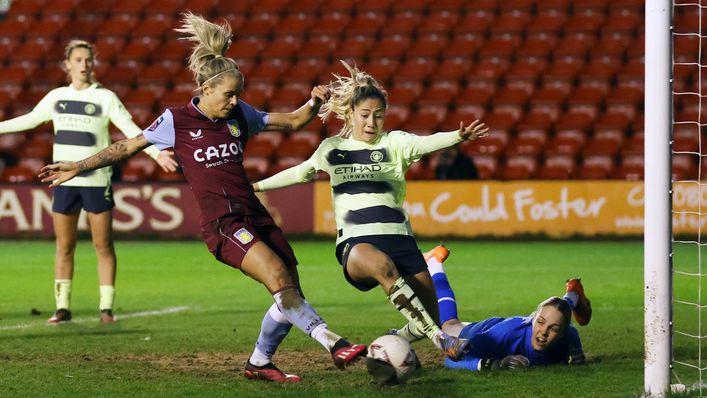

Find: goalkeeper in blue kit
398;245;590;371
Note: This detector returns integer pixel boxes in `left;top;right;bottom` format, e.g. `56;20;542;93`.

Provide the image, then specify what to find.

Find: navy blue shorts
52;185;114;214
335;234;427;291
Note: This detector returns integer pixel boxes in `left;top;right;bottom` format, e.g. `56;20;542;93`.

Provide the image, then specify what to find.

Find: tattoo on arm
76;140;133;173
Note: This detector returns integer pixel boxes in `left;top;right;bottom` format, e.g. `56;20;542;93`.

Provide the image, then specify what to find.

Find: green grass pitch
0;239;681;397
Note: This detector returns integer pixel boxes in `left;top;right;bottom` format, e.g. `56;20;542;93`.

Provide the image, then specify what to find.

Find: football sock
563;292;579;310
427;256;445;276
54;279;72;310
273;288;341;351
99;285;115;311
250;303;293;366
431;272;459;325
396;322;426;342
387;277;445;348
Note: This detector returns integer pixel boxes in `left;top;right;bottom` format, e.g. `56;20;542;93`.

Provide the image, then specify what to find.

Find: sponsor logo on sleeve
147;116;164;131
234;227;254;244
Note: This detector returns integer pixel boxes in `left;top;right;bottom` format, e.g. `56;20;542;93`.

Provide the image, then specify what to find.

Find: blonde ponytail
319;61;387;138
175;12;241;89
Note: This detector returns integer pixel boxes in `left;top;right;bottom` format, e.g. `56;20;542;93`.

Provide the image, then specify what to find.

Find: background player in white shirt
255;62;489;361
0;40;177;323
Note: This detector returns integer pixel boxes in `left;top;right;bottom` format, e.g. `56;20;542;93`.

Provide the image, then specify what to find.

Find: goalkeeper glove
480;355;530;371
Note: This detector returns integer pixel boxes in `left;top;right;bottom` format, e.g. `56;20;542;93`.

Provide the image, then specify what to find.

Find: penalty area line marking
0;306;190;331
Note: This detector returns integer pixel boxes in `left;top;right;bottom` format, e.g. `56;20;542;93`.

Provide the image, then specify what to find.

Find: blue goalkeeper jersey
445;316;583;371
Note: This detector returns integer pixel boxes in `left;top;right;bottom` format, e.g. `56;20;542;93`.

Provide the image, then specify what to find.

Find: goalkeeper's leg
425;245;466;337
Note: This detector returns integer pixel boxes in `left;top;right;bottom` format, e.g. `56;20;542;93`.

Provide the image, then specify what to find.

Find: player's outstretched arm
40;134;151;187
263;85;330;132
253;161;317;192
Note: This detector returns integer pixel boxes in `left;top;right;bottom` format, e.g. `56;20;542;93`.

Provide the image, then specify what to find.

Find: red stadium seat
267;156;307;176
384;11;422;35
288;0;323;14
612;154;644;180
418;82;458;108
593;113;631;136
455;87;493;118
345;11;386;37
478;35;520;59
298;36;337;60
576;155;614;179
0;166;36;183
240;12;279;38
470;155;498;179
246;138;277;159
248;59;289;85
7;0;46;16
406;33;448;59
555;112;593;136
529;88;567;121
491;88;530;122
124;89;158;109
434;57;473;82
96;14;140;39
7;38;53;64
620;132;644;157
153;167;185;182
605;87;642;119
540;154;576;178
583;135;621;158
392;0;430;12
567;87;604;120
405;160;435;180
310;11;351;36
0;18;30;40
356;0;393;12
564;9;605;34
443;33;483;58
122;154;157;182
403;113;440;134
553;36;592;59
261;36;303;61
109;0;149;14
505;136;544;158
249;0;291;14
20;138;52;159
243;156;270;181
145;0;186;15
120;37;160;63
284;59;325;84
505;59;546;95
275;12;314;37
516;37;555;58
181;0;217;15
461;134;507;157
25;15;67;38
269;86;311;113
130;14;174;39
332;35;372;61
499;156;537;180
489;10;531;36
419;10;460;34
392;58;436;84
483;111;517;137
516;113;552;138
473;57;511;82
526;11;567;35
369;35;411;59
603;10;641;35
672;154;698;181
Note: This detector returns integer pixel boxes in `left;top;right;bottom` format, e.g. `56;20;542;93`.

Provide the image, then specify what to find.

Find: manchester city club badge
227;121;241;138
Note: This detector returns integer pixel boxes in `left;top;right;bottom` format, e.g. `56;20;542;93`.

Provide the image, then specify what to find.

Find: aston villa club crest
227;121;241;138
234;227;253;244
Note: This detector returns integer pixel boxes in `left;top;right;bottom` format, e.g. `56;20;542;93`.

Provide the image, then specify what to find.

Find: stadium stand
0;0;652;181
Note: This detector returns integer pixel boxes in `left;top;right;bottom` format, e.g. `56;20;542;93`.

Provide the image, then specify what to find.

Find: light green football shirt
0;83;159;187
259;130;463;245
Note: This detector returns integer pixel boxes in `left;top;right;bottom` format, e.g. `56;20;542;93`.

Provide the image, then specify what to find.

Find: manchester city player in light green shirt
0;40;177;324
255;62;489;362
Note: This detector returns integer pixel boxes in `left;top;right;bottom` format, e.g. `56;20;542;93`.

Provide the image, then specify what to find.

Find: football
365;334;420;385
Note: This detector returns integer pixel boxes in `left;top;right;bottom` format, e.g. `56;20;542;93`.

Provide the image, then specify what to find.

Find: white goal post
644;0;672;396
